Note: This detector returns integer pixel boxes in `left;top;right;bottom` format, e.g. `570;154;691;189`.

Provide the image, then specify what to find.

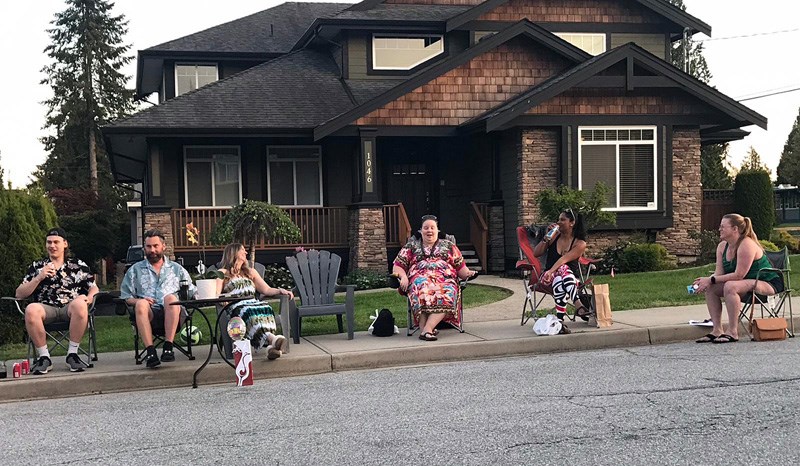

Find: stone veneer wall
518;129;560;226
144;211;175;259
348;207;388;272
488;204;505;272
658;127;701;257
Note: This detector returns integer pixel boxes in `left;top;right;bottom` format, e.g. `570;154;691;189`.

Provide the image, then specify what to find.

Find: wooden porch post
349;128;387;272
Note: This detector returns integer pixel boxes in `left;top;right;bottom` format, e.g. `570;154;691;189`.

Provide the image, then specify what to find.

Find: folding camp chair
738;247;794;339
515;225;599;326
119;300;195;364
2;292;114;368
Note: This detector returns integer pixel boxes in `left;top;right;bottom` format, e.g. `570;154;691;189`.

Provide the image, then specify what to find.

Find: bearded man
120;229;195;368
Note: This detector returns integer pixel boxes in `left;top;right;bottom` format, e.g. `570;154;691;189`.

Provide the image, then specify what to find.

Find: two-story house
102;0;766;273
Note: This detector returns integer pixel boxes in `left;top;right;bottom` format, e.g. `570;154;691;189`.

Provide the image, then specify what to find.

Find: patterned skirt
224;299;277;351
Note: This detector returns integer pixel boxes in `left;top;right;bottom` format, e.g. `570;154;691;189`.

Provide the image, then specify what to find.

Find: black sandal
695;333;717;343
419;331;438;341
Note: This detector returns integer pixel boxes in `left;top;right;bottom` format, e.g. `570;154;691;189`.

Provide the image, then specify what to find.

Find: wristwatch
710;275;716;284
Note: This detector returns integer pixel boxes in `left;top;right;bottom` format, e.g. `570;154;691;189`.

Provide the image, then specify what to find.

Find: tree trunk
89;128;98;195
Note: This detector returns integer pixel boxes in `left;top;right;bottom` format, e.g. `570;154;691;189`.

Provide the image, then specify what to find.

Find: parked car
123;245;143;271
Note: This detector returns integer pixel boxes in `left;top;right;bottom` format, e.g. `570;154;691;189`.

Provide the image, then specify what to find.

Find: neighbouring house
102;0;766;273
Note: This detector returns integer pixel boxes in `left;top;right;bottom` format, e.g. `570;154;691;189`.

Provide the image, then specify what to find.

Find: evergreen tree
667;0;712;84
701;143;733;189
38;0;135;197
740;146;771;174
776;107;800;185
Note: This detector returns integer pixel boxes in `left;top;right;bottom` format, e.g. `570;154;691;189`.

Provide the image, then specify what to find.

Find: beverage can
12;363;21;379
545;225;559;241
20;359;29;375
687;284;699;294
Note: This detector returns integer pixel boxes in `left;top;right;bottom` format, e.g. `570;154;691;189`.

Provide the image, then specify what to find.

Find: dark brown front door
387;162;431;226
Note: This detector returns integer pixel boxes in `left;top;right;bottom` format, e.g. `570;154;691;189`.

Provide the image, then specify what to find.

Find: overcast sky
1;0;798;188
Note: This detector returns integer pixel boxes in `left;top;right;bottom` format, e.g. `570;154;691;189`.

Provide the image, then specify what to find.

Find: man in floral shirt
16;228;98;374
121;229;195;368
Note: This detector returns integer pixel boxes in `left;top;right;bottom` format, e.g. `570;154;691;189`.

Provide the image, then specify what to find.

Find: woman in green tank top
692;213;782;344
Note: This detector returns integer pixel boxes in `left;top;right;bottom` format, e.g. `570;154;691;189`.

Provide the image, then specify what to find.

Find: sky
1;0;798;188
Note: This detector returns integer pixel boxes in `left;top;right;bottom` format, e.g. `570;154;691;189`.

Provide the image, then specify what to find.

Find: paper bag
593;283;613;328
232;340;254;386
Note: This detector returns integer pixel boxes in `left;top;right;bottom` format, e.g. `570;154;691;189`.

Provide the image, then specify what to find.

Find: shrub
342;269;388;290
733;170;774;239
759;240;779;252
770;229;800;253
618;243;675;273
535;183;616;229
689;230;720;265
263;264;295;290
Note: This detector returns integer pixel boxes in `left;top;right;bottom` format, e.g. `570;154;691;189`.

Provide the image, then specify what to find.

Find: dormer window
554;33;606;56
175;63;218;96
372;34;444;70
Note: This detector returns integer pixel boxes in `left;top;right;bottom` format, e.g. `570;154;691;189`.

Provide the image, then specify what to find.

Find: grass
0;284;511;360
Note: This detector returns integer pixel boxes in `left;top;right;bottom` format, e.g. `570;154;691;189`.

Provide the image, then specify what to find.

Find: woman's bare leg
423;313;446;335
705;282;725;336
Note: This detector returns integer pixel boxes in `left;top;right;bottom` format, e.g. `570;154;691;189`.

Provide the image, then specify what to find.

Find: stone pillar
348;207;388;272
659;128;702;259
487;202;505;272
143;210;175;259
518;128;559;226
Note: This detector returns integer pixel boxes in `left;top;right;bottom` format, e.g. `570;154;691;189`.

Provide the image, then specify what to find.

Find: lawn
0;284;511;360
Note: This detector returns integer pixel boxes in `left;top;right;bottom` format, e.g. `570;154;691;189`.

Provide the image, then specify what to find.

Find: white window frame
183;145;242;208
266;145;324;207
174;63;219;96
372;34;445;70
577;126;658;212
554;33;606;55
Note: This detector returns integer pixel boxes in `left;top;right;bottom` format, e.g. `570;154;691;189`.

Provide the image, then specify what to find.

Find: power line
738;87;800;102
698;27;800;42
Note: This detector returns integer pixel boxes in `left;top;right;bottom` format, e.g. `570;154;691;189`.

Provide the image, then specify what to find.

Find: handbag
748;294;787;341
593;283;613;328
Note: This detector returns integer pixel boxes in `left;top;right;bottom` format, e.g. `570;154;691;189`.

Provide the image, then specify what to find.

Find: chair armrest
335;284;356;293
1;296;25;316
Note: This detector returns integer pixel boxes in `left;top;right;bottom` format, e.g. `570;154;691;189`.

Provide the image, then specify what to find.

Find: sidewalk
2;275;796;402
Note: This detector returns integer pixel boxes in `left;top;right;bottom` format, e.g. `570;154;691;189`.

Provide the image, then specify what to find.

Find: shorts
767;276;784;294
41;303;70;324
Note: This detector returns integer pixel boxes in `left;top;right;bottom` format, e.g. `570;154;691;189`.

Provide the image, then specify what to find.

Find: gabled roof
313;19;591;140
144;2;350;54
467;42;766;132
109;49;357;133
330;4;470;21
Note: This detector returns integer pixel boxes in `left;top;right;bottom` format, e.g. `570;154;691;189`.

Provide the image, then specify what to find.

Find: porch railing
384;203;412;247
469;202;488;271
171;207;349;251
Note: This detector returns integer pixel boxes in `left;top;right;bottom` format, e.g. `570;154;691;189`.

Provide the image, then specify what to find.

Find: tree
701;143;733;189
38;0;135;197
733;170;774;239
536;182;617;230
776;107;800;185
667;0;712;84
210;200;302;264
740;146;771;174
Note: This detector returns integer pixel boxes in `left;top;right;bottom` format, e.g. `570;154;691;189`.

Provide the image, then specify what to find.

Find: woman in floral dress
216;243;293;359
392;215;476;341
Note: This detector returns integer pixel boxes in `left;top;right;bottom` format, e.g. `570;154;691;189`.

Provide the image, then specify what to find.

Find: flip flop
695;333;718;343
712;334;738;344
419;331;438;341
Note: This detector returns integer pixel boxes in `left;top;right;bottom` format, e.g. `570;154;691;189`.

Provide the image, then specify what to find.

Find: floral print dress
393;237;466;326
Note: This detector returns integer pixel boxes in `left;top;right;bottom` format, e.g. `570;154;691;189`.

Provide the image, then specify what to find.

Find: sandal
575;305;591;322
712;334;738;344
419;331;438;341
695;333;717;343
432;329;439;336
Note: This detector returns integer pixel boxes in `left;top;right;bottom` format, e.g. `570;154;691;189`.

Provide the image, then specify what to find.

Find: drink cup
179;280;190;301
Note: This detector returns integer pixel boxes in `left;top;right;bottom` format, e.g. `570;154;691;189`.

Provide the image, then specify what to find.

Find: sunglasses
421;215;438;222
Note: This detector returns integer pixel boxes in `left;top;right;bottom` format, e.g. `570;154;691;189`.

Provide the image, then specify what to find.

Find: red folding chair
515;225;599;325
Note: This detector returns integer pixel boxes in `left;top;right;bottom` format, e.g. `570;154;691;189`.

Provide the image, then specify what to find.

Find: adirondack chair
286;250;355;344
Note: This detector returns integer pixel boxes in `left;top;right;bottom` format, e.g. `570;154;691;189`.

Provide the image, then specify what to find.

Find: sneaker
31;356;52;375
65;353;85;373
145;352;161;368
267;335;286;360
160;349;175;362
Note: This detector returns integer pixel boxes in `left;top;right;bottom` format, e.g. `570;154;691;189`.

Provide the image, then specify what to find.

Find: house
102;0;766;273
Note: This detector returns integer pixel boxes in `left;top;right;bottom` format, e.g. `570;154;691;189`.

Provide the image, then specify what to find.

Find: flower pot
195;279;218;300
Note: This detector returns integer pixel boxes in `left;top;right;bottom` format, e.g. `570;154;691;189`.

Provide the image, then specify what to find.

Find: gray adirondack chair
286;250;355;343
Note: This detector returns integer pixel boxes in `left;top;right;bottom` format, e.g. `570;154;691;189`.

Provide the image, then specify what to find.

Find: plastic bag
533;314;562;336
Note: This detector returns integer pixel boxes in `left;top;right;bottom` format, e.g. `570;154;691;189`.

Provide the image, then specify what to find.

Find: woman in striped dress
216;243;292;359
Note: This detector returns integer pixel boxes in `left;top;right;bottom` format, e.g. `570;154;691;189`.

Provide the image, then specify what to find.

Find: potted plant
193;269;225;300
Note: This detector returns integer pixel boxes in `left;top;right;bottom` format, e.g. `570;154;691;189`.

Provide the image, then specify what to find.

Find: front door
387;162;431;226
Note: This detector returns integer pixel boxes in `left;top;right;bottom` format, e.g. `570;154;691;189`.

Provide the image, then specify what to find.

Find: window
175;63;218;96
183;146;241;207
578;127;657;211
554;33;606;55
267;146;323;206
372;34;444;70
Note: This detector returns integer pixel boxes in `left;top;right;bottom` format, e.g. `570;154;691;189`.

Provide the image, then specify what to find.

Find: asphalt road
2;339;800;465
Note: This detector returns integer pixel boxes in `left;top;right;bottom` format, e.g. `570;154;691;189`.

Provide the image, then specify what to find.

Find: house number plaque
363;139;374;193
